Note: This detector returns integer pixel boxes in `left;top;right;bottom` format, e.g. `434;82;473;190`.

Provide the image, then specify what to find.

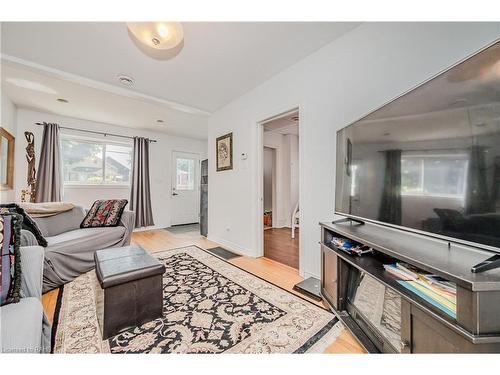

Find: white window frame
61;133;133;187
175;157;196;191
401;153;468;199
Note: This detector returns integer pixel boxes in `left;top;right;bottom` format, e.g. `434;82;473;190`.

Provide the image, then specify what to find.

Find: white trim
63;184;130;189
256;107;302;275
1;54;212;116
303;270;320;280
133;225;162;232
171;150;201;226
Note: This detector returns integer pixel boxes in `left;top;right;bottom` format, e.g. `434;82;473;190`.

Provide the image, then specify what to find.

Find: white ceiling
1;63;210;139
1;22;360;113
263;111;299;135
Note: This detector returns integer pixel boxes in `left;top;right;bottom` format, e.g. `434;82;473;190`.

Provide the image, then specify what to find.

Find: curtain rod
35;123;157;143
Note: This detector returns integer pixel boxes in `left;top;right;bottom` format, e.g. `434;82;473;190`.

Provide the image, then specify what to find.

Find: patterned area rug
52;246;343;353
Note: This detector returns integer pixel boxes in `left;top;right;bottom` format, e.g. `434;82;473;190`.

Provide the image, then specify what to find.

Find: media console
320;219;500;353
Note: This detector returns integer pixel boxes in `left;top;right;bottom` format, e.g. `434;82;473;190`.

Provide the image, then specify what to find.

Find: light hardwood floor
42;228;365;354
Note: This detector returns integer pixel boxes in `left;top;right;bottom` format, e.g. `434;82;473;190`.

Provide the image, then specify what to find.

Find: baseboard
206;235;255;257
133;225;162;232
274;219;289;228
303;270;320;280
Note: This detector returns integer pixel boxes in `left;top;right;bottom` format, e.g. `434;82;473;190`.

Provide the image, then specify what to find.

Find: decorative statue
24;131;37;203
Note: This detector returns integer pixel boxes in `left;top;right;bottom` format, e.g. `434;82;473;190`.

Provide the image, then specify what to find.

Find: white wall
13;109;207;229
0;89;17;203
263;131;299;227
263;131;290;227
207;22;500;278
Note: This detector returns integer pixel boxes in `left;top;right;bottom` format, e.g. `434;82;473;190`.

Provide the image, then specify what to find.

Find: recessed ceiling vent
117;74;135;87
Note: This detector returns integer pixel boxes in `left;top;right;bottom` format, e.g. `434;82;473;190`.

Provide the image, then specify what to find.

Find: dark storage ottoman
94;245;165;339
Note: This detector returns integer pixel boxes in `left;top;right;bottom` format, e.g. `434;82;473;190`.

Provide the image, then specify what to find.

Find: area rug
52;246;343;354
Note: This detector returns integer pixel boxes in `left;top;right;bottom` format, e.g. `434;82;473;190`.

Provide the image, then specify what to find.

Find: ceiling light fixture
127;22;183;51
57;98;69;103
117;74;135;87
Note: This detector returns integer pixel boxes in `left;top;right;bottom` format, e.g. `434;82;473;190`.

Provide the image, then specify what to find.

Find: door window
176;158;195;190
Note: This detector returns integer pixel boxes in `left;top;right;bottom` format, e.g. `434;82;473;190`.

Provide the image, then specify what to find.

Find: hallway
264;227;299;269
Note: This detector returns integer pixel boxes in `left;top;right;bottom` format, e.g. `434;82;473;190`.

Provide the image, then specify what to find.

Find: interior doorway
260;110;300;269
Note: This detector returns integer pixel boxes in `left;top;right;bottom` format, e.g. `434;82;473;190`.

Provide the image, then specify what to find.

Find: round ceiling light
127;22;184;55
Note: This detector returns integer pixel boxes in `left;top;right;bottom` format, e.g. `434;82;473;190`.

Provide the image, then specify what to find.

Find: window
401;154;468;198
61;136;133;185
175;158;195;190
350;164;358;197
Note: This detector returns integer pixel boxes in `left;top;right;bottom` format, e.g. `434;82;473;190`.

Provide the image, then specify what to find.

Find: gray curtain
378;149;402;225
130;137;154;227
465;146;494;215
35;122;62;202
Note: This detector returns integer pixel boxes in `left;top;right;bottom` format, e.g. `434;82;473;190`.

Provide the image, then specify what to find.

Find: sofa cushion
81;199;128;228
0;297;44;353
34;206;87;237
0;204;47;247
46;226;126;253
42;226;128;293
0;213;22;306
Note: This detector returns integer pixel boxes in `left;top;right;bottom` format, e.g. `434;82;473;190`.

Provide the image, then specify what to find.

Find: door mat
206;246;241;260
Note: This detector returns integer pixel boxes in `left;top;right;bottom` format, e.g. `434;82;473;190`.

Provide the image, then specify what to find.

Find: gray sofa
21;206;135;292
0;246;51;353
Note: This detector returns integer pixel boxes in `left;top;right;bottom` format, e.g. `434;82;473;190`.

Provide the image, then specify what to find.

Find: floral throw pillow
80;199;128;228
1;213;22;306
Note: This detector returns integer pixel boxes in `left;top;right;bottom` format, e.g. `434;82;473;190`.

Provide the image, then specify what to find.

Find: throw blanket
20;202;75;218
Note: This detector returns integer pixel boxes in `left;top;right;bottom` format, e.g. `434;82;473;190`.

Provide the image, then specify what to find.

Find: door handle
172;192;179;196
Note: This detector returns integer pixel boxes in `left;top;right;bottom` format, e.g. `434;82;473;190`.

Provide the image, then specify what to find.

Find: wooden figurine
25;131;37;202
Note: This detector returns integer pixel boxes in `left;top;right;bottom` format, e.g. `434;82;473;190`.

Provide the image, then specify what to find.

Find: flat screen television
335;40;500;252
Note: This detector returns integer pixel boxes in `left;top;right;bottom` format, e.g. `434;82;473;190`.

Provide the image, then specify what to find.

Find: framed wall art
0;127;15;191
216;132;233;172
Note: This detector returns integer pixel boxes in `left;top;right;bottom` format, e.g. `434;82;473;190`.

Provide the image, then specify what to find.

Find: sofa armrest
119;210;135;245
21;229;39;247
20;246;44;299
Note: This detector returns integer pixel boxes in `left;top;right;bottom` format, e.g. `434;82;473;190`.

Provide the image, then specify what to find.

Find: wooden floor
264;227;299;269
42;228;365;354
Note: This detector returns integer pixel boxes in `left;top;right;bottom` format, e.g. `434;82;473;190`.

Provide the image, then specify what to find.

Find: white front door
171;151;200;226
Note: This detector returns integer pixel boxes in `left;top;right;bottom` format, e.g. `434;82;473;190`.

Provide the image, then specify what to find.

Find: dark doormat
206;246;241;260
164;223;200;235
293;277;323;301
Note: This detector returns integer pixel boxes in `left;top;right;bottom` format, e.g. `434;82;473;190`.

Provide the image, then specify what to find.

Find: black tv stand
319;220;500;353
332;217;365;225
471;254;500;273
